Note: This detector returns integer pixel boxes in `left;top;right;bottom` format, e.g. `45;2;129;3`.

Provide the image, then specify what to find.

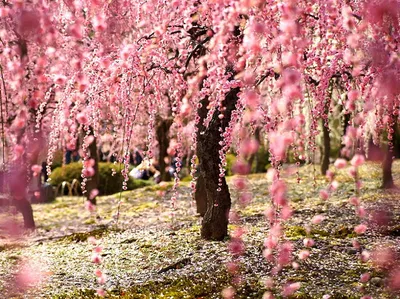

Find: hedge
49;162;152;196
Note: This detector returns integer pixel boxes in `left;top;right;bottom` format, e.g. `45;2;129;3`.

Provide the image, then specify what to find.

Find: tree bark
196;87;239;241
14;198;35;229
321;119;331;175
195;172;207;216
86;130;99;204
382;122;399;189
156;118;173;181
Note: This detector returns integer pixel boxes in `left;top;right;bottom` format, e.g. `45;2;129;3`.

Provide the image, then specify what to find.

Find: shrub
49;162;152;196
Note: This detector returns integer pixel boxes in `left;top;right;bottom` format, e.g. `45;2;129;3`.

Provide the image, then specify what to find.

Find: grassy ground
1;162;400;298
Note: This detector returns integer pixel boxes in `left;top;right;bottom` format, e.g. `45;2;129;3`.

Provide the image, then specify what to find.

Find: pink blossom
389;267;400;291
319;189;329;200
263;292;275;299
354;224;367;234
280;206;293;220
264;235;278;249
298;249;310;260
311;215;325;224
31;164;42;175
85;201;96;213
226;262;238;274
0;7;10;17
232;160;250;175
83;167;95;177
221;286;235;299
334;158;347;169
69;23;83;39
371;248;395;269
350;154;365;167
97;273;107;284
330;181;339;191
95;269;103;277
240;138;259;156
361;250;370;262
91;253;102;264
348;90;359;101
263;248;274;262
303;238;315;247
76;113;89;125
349;196;360;206
326;170;334;181
360;272;370;283
93;14;107;32
233;177;247;190
356;206;367;218
228;238;245;256
96;288;106;297
282;282;301;297
90;189;99;200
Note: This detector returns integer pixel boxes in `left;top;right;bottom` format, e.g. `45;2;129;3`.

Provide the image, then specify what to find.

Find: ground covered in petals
1;162;400;298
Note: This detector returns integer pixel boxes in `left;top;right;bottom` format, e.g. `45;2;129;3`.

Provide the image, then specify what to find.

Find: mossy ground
1;162;400;298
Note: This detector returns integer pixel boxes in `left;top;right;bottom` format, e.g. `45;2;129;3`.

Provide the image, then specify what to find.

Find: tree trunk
196;87;240;241
14;198;35;229
321;119;331;175
382;122;399;189
340;112;351;158
195;172;207;216
156;118;173;182
86;130;99;205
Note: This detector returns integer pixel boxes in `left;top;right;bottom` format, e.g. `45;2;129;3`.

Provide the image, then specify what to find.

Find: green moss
58;226;121;243
332;226;357;239
50;162;153;196
285;225;330;240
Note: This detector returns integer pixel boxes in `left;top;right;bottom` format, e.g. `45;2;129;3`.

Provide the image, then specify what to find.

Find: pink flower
95;269;102;277
92;14;107;32
233;177;247;190
232;160;250;175
360;272;370;283
334;158;347;169
96;288;106;297
0;7;10;17
228;238;245;256
226;262;238;274
356;206;367;218
281;206;293;220
83;167;95;177
354;224;367;234
330;180;339;191
311;215;325;224
91;253;102;264
240;138;259;156
90;189;99;200
303;238;315;247
348;90;359;101
282;282;301;296
350;154;365;167
97;273;107;284
221;287;235;299
361;250;370;262
349;196;360;206
389;267;400;291
298;249;310;260
263;292;275;299
76;113;89;125
319;189;329;200
85;201;96;213
264;235;278;249
31;164;42;175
